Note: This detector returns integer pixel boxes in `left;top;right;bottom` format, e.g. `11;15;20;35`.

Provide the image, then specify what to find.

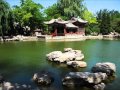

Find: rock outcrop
67;61;87;68
93;83;105;90
62;72;107;90
46;48;86;68
32;71;54;86
3;82;15;90
62;72;107;86
62;62;116;90
91;62;116;76
46;48;84;63
14;83;31;90
1;82;32;90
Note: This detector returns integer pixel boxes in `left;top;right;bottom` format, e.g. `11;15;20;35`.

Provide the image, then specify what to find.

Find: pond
0;40;120;90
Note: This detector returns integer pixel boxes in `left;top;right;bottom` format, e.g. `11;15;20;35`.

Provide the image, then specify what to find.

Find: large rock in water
67;61;87;68
91;62;116;76
46;51;63;61
1;82;32;90
2;82;15;90
46;48;84;63
62;72;107;89
93;83;105;90
14;84;31;90
32;71;54;86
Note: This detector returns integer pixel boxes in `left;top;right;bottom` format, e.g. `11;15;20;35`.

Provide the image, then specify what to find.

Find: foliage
1;0;120;37
12;0;44;32
97;9;120;35
110;10;120;33
45;0;86;20
82;9;97;24
86;24;100;35
57;0;85;19
0;0;15;39
44;4;61;21
97;9;111;35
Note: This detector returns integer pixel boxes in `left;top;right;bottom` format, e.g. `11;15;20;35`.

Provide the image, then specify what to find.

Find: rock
46;51;63;61
91;62;116;76
75;55;84;61
1;82;32;90
32;71;54;86
14;83;31;90
67;61;87;68
93;83;105;90
64;48;73;52
54;53;74;63
62;72;107;87
46;48;84;63
3;82;15;90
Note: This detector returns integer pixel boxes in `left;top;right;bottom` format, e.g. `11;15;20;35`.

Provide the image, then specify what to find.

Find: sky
6;0;120;14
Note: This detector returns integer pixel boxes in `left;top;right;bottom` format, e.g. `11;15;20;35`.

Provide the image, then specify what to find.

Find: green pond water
0;40;120;90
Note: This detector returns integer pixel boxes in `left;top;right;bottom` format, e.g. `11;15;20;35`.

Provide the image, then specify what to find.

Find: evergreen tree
97;9;111;35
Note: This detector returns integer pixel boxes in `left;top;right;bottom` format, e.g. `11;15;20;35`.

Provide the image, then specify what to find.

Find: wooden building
44;17;87;36
69;17;88;35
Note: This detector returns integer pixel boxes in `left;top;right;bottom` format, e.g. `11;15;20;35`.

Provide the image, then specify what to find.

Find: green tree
57;0;85;19
12;0;44;35
109;10;120;33
82;9;97;24
97;9;111;35
82;9;98;35
112;18;120;33
44;4;61;21
0;0;14;41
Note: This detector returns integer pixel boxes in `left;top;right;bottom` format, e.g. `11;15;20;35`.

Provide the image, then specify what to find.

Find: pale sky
6;0;120;13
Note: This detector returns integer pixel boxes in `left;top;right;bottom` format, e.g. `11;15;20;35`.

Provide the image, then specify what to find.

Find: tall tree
12;0;44;35
57;0;85;19
45;0;86;20
0;0;12;41
44;4;61;21
97;9;111;35
109;10;120;33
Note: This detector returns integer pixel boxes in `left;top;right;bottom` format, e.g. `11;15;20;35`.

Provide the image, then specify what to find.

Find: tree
0;0;14;41
112;18;120;33
82;9;99;35
57;0;85;19
97;9;111;35
45;0;86;20
44;4;61;21
12;0;44;35
82;9;97;24
109;10;120;33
